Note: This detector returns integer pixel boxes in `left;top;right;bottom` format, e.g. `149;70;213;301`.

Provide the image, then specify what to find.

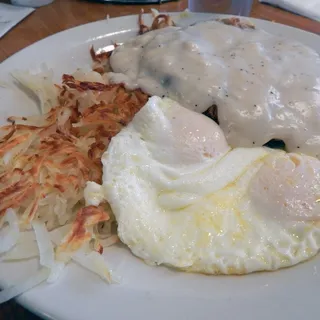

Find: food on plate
106;16;320;159
138;9;175;34
90;9;176;75
0;12;173;300
88;96;320;274
0;69;148;289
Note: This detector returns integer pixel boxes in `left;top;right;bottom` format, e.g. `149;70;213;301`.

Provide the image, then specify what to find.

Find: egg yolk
142;97;230;167
249;152;320;221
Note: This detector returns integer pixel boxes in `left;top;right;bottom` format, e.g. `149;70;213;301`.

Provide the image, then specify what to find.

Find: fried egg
88;96;320;275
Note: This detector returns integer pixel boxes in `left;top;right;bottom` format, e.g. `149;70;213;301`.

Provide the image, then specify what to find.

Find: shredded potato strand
56;206;110;258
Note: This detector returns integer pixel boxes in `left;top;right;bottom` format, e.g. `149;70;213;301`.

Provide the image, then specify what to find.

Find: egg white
89;96;320;275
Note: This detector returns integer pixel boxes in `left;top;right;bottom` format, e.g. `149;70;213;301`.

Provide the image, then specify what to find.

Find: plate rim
2;12;319;65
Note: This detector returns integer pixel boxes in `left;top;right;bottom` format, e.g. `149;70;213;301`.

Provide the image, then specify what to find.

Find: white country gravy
108;20;320;158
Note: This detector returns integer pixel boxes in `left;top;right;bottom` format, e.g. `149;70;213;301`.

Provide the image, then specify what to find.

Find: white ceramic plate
0;13;319;320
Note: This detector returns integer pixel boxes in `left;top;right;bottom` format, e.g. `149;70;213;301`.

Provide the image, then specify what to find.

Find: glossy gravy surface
108;20;320;157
